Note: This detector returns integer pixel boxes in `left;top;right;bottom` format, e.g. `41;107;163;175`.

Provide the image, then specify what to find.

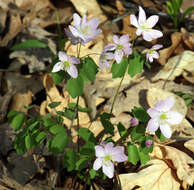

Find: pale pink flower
52;51;80;78
105;34;132;64
66;13;101;45
98;51;114;69
145;44;163;62
130;117;139;126
93;142;128;178
145;139;153;147
147;97;183;138
130;6;163;41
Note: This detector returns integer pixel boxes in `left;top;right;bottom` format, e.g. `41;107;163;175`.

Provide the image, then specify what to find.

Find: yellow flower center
117;44;123;50
81;26;90;35
104;155;111;162
149;49;154;54
160;113;167;120
64;61;70;67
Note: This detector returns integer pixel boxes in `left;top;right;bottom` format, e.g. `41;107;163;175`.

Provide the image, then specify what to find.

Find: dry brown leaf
152;50;194;81
181;28;194;50
184;139;194;153
187;103;194;122
182;71;194;84
119;159;180;190
10;91;32;113
158;32;182;65
70;0;107;23
150;144;194;187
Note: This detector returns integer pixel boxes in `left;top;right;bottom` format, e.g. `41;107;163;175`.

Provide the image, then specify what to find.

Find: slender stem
110;74;125;114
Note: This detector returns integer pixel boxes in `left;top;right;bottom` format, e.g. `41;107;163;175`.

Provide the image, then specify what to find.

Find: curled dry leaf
152;50;194;81
119;159;181;190
150;144;194;187
70;0;107;23
181;28;194;51
10;91;32;113
184;139;194;153
158;32;182;65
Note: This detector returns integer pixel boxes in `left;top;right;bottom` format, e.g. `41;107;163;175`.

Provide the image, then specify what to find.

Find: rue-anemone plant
8;6;184;189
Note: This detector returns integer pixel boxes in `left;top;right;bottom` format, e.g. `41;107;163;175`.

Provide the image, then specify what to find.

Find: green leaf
78;128;95;143
49;124;66;135
7;110;19;122
130;124;146;142
75;157;88;170
68;103;92;113
14;132;27;154
80;57;98;82
139;136;154;154
64;149;78;171
11;113;25;131
111;57;128;78
49;131;69;154
89;169;97;179
80;142;95;158
48;101;61;108
127;143;139;165
66;75;83;98
25;134;32;149
100;112;114;136
35;131;47;143
117;122;128;141
128;51;144;77
185;99;193;107
51;70;66;85
56;109;75;120
181;6;194;22
155;128;166;142
42;116;57;128
138;149;150;165
11;40;47;51
132;107;150;122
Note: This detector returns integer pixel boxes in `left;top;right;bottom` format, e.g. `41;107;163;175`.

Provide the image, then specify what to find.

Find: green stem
110;74;125;114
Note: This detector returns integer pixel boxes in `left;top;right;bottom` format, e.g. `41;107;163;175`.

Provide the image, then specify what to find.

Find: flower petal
115;49;123;64
147;108;160;118
113;153;128;162
113;35;119;44
146;15;159;28
104;44;116;51
93;158;103;170
102;161;114;178
147;118;159;132
160;123;172;138
104;142;114;154
58;51;68;62
142;31;153;41
152;44;163;50
95;145;105;157
70;57;80;64
52;62;64;72
166;110;183;125
123;44;132;55
155;97;174;112
136;28;143;36
73;13;81;27
138;6;146;24
151;51;159;59
130;14;139;28
69;25;81;38
66;64;78;78
120;35;129;44
147;29;163;40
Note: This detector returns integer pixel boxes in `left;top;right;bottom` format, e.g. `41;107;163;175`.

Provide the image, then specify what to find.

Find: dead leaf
187;103;194;122
70;0;107;23
150;144;194;187
184;139;194;153
119;159;180;190
183;71;194;84
152;50;194;81
10;91;32;113
158;32;182;65
181;28;194;50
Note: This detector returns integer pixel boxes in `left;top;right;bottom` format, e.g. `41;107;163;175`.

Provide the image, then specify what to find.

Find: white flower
93;142;128;178
145;44;163;62
52;51;80;78
98;51;114;69
130;6;163;41
147;97;183;138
